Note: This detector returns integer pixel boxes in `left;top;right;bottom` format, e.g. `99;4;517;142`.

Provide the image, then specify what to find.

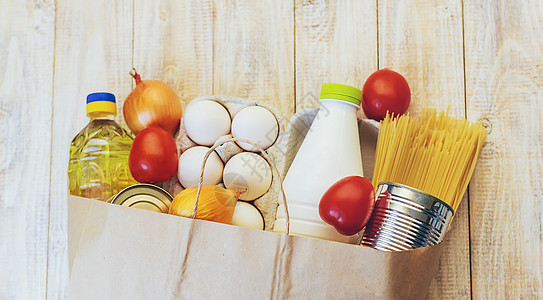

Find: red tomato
129;126;178;183
362;68;411;121
319;176;375;236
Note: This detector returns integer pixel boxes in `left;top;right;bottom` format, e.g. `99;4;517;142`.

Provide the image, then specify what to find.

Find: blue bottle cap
86;92;116;104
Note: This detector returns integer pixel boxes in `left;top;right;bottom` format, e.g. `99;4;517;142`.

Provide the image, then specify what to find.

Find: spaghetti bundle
371;109;487;211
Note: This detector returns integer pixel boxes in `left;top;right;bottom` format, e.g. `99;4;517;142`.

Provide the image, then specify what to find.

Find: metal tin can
361;182;454;252
108;184;173;213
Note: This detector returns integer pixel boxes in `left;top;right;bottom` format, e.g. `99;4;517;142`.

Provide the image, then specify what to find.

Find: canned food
361;182;454;251
109;184;173;213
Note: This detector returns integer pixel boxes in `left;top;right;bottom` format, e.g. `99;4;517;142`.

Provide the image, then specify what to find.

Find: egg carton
160;95;284;230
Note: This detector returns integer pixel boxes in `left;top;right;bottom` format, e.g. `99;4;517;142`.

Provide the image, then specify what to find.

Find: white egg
231;202;264;230
231;106;279;151
223;152;272;201
184;100;231;146
177;146;224;188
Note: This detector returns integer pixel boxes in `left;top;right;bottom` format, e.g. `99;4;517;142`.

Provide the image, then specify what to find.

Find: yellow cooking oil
68;92;137;201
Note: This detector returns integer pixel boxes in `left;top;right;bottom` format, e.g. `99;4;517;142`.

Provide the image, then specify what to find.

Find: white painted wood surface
213;0;295;121
295;0;377;111
464;0;543;298
134;0;214;105
0;0;541;298
0;1;55;299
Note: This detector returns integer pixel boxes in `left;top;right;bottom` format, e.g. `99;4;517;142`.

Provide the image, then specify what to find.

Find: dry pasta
371;109;487;211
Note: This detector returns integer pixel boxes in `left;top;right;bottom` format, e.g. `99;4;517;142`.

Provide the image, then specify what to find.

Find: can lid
109;184;173;213
86;92;117;115
320;83;362;106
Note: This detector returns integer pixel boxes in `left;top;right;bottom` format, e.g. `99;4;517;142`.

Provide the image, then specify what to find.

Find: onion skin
169;185;239;224
123;69;182;136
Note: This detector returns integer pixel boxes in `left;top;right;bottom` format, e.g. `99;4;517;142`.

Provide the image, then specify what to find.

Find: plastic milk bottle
273;83;364;244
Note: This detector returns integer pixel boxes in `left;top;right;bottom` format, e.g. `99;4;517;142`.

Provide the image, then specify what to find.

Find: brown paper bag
68;196;443;299
67;99;445;299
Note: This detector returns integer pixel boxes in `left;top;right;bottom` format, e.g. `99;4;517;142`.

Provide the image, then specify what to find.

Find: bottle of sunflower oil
68;92;138;201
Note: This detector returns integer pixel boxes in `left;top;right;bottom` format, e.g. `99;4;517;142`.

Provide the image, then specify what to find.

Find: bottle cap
320;83;362;106
86;92;117;115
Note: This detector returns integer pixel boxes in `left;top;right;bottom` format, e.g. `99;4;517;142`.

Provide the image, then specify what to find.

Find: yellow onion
123;69;182;136
169;185;241;224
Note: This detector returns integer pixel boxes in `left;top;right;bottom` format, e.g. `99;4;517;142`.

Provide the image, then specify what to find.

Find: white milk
274;85;364;244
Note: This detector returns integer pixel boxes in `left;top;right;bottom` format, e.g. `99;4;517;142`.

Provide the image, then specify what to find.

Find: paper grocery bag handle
194;137;290;234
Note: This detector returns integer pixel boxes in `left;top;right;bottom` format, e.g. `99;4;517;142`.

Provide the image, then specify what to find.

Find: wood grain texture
213;0;295;122
47;0;133;298
134;0;214;106
295;0;377;111
0;0;55;298
377;1;471;298
464;0;543;298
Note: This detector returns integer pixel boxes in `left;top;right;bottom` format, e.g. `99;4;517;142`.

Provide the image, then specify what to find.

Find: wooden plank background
0;0;541;298
0;1;55;299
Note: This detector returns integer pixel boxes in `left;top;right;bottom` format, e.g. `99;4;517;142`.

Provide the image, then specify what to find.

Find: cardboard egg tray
160;95;286;230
